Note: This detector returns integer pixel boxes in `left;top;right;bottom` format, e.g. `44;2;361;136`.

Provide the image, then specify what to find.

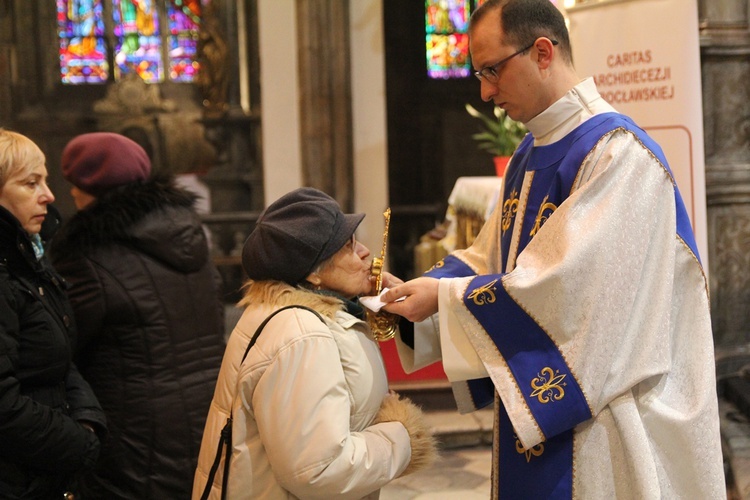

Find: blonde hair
0;129;46;189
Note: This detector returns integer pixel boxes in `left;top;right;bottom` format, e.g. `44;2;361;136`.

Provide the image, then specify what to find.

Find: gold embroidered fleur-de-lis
467;278;498;306
502;188;520;234
515;435;545;462
427;259;445;272
529;195;557;238
530;366;567;404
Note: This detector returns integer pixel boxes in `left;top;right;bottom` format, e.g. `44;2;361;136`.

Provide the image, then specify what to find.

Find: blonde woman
0;129;106;499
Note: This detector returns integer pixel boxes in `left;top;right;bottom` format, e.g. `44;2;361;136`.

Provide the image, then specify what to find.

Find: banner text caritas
593;49;674;104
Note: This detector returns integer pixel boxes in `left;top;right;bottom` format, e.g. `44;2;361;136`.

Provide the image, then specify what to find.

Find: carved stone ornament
93;72;177;115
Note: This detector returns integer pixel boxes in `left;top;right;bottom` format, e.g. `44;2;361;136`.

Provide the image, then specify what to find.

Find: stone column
700;0;750;372
296;0;354;211
0;0;13;121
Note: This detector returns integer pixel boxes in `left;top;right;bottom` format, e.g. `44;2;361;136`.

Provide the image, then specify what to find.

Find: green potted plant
465;103;528;176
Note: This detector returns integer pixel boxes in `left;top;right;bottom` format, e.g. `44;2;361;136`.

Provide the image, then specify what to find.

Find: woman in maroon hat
49;132;226;500
194;187;436;499
0;129;106;499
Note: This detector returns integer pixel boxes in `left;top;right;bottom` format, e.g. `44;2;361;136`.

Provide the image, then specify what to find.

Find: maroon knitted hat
61;132;151;196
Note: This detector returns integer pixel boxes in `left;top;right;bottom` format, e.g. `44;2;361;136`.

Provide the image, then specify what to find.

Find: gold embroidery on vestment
530;195;557;238
467;279;498;305
427;259;445;272
515;433;545;462
530;366;567;403
502;188;519;234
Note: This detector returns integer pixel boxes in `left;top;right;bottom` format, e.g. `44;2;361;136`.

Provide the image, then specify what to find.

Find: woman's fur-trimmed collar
238;280;347;320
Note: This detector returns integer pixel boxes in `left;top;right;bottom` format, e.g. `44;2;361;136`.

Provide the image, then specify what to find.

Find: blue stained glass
58;0;109;84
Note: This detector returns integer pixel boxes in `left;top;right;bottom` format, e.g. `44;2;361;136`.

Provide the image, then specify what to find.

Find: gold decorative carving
196;3;229;118
365;208;400;341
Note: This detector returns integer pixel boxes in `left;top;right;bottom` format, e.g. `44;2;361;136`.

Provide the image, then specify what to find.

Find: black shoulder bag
199;305;324;500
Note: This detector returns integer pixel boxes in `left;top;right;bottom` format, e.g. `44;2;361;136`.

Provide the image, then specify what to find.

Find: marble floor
381;403;742;499
380;408;494;499
381;444;492;499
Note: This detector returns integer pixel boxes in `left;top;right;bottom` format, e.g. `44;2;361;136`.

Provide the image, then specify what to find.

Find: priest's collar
524;77;615;146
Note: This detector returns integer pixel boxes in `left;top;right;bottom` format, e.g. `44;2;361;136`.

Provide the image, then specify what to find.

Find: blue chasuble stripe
628;126;701;263
463;274;592;439
675;191;699;261
502;113;701;269
498;404;574;498
466;377;495;410
424;254;475;279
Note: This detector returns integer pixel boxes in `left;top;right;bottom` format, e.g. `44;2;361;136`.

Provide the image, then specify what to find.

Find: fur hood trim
50;176;198;255
237;280;346;320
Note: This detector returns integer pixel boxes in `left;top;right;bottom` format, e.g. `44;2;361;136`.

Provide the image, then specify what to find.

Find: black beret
242;187;365;285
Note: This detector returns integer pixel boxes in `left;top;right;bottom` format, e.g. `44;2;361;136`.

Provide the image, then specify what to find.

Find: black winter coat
0;206;105;500
49;178;226;500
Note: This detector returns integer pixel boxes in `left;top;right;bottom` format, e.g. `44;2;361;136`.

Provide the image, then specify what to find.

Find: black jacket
0;205;105;500
49;178;226;500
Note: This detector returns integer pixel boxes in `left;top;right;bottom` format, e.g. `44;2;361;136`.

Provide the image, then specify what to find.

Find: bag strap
239;305;324;365
200;305;325;500
201;418;232;500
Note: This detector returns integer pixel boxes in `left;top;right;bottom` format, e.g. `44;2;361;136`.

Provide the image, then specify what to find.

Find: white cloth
359;288;404;313
194;285;411;499
402;78;726;498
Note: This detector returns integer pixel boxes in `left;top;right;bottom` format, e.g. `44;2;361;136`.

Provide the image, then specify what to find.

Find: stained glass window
167;0;202;82
425;0;471;79
57;0;207;85
426;0;560;80
58;0;109;84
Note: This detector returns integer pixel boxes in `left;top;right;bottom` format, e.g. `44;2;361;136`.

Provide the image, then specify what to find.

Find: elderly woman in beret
0;129;106;499
194;187;436;500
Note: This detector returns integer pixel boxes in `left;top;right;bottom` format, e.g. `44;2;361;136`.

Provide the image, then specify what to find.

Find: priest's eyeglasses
474;39;559;83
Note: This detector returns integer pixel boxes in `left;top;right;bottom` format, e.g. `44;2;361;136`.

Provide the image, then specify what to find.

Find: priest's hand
382;277;439;322
380;271;404;289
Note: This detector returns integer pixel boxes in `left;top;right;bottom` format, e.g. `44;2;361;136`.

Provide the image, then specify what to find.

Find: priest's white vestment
396;79;726;499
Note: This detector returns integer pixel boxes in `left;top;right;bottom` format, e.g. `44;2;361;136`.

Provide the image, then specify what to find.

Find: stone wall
700;0;750;375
